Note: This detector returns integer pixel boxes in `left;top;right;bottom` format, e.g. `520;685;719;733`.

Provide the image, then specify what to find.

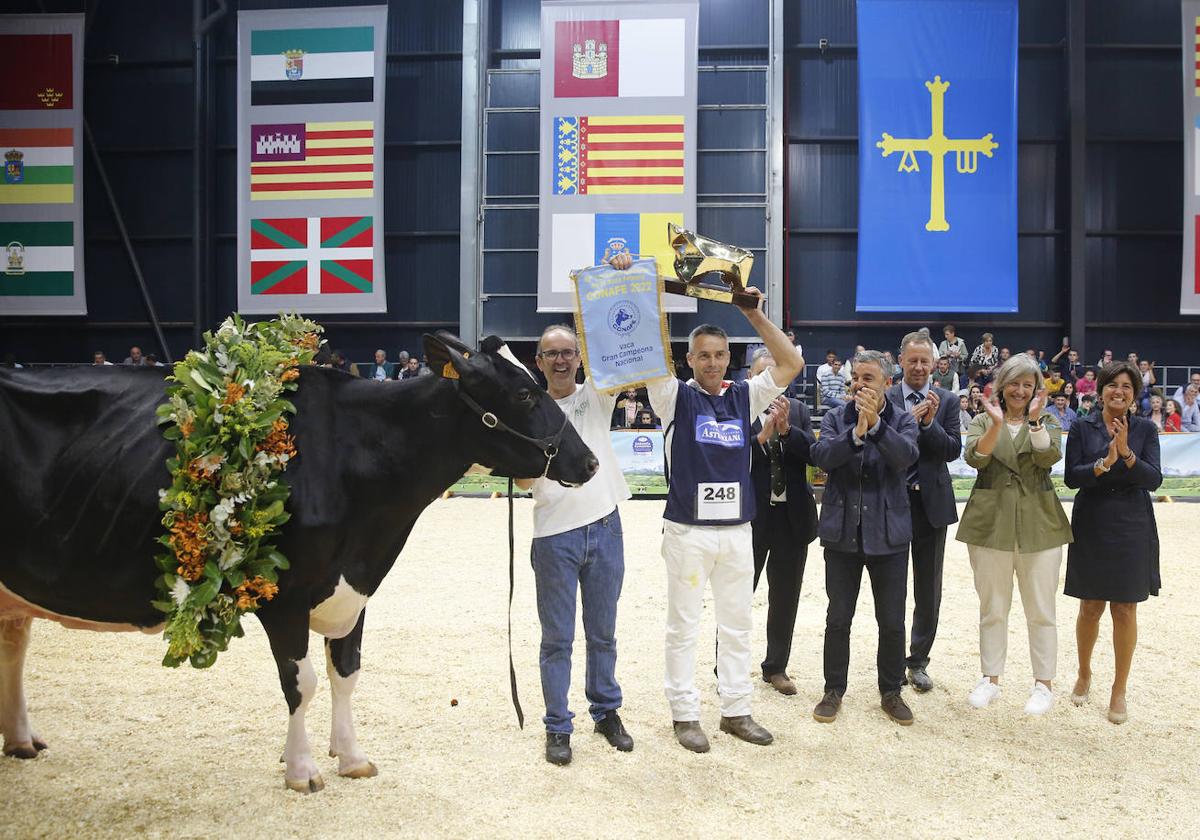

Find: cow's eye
517;388;534;404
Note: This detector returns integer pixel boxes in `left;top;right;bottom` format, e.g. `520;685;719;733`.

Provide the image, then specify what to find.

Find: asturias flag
250;216;373;295
250;26;375;106
856;0;1018;313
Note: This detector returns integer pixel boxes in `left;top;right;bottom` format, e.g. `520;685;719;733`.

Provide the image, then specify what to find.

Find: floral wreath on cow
154;313;323;668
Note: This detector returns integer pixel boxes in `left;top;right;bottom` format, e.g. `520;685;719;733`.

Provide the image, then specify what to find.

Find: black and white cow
0;332;596;792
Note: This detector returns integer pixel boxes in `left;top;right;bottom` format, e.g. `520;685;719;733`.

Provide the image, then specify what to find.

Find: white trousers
661;520;754;720
967;544;1062;681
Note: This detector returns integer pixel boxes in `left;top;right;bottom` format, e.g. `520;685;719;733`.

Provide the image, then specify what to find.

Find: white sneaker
967;677;1001;708
1025;683;1054;716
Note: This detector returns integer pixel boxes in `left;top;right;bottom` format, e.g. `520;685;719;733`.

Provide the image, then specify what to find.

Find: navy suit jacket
811;398;919;556
750;397;818;543
886;383;962;528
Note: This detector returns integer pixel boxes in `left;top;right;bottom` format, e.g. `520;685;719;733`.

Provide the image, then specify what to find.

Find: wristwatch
1094;458;1111;473
1027;418;1044;431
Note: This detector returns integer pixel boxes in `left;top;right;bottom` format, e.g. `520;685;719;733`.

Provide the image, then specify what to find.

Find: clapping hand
983;394;1005;424
854;386;882;436
1110;414;1130;457
758;396;789;444
1028;388;1048;421
912;390;941;427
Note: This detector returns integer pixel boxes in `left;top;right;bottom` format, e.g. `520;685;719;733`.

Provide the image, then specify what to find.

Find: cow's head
423;332;598;486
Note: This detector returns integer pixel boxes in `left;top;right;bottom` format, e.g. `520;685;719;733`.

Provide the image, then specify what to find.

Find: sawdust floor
3;500;1198;838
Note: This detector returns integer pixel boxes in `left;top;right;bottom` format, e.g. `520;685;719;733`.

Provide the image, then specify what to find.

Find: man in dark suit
887;331;962;693
810;350;919;726
747;348;818;695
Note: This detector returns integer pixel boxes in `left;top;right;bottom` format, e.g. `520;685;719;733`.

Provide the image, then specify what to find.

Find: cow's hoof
284;773;326;794
33;736;48;752
4;742;40;759
339;760;378;779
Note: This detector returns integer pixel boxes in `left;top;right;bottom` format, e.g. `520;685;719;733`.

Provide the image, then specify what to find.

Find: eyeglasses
539;349;578;361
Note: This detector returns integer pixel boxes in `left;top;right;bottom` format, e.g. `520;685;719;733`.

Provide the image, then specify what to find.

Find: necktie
768;432;786;498
906;391;922;486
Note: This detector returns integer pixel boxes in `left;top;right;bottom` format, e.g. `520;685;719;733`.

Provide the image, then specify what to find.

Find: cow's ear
423;333;473;381
433;330;476;356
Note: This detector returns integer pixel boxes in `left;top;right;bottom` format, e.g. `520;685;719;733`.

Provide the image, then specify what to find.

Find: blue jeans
530;509;625;734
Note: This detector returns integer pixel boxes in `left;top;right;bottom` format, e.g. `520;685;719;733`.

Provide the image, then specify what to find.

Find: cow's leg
260;608;324;793
325;609;377;779
0;616;46;758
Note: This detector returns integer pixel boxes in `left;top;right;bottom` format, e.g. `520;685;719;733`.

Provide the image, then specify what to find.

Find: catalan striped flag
0;127;73;204
554;115;684;195
250;216;373;295
250;120;373;200
250;26;375;105
0;221;74;296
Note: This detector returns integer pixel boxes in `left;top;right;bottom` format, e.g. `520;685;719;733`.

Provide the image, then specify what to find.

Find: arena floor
4;500;1197;839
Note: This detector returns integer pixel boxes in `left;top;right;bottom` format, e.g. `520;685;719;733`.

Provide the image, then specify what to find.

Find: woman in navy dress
1063;362;1162;725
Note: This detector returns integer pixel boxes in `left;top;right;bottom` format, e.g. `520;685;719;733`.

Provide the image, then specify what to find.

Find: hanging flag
250;216;373;295
250;26;375;106
0;127;73;204
549;211;682;293
250;120;373;200
1181;6;1200;314
553;18;686;98
0;33;73;110
0;220;74;297
0;14;85;316
553;115;684;195
856;0;1018;313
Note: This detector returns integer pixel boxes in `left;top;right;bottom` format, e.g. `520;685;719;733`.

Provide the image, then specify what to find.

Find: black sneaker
594;711;634;752
545;732;571;766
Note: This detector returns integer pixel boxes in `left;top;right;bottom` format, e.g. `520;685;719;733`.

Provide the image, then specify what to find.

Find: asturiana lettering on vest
665;381;755;526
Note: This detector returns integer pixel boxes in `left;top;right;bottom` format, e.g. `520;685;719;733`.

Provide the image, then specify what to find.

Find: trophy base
663;278;762;309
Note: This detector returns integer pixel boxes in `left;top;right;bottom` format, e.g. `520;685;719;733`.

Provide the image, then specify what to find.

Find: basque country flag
250;120;374;200
549;211;681;292
0;34;73;110
250;217;373;295
553;18;685;98
250;26;375;106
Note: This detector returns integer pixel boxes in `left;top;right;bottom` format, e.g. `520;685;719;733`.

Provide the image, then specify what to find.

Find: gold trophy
662;222;761;308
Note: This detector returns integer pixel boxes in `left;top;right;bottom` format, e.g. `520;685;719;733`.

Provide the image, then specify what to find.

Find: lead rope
507;477;524;729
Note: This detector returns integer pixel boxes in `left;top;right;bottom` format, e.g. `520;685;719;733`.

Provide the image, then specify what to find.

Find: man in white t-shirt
515;324;633;767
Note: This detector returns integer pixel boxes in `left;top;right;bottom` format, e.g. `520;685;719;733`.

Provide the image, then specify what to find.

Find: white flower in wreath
213;408;224;426
218;544;244;571
171;577;191;607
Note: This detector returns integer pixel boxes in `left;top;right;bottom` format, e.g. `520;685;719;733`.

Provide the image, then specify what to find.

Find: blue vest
664;381;755;526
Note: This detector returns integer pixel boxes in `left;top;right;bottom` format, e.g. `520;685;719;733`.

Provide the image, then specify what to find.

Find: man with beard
811;350;919;726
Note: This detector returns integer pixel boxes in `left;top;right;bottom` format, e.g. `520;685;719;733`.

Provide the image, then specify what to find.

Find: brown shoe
764;672;798;696
672;720;710;753
719;715;774;745
812;690;842;723
881;690;914;726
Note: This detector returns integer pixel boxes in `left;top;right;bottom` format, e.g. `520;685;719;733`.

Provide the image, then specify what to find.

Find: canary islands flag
856;0;1018;313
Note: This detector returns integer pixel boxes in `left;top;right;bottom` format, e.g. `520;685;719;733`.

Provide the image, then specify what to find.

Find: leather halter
456;387;571;480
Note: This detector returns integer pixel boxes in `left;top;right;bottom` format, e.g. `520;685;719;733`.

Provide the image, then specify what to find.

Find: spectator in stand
1051;341;1084;382
1127;353;1138;366
1044;366;1066;396
633;409;659;430
1078;394;1097;417
1171;372;1200;405
931;356;958;392
1163;400;1182;433
1143;394;1165;432
998;347;1012;365
1022;348;1047;373
970;333;1000;383
818;358;850;410
1180;385;1200;432
882;351;902;384
1137;361;1156;412
958;395;973;432
1076;368;1098;397
1096;349;1114;369
613;388;642;429
1046;393;1077;434
122;346;144;366
1064;361;1162;726
815;350;849;388
365;349;394;381
92;350;113;366
143;354;164;367
330;350;360;378
418;356;433;377
967;384;985;417
1061;381;1078;411
939;324;969;376
400;358;421;380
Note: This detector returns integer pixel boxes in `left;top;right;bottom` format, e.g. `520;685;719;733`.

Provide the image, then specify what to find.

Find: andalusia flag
0;221;73;296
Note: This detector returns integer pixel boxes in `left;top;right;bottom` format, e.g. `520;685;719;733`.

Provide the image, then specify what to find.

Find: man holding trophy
602;226;802;753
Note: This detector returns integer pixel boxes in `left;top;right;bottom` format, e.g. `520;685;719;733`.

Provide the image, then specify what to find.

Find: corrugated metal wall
1;0;1196;366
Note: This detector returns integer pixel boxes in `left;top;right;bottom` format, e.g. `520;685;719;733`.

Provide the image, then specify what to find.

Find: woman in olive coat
1063;362;1162;725
956;354;1073;716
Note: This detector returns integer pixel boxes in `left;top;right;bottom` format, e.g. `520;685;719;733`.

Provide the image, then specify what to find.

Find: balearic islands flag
250;216;374;295
550;211;681;293
250;26;374;106
553;18;685;98
250;120;373;200
554;115;684;195
0;220;73;296
0;127;73;204
0;33;73;110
